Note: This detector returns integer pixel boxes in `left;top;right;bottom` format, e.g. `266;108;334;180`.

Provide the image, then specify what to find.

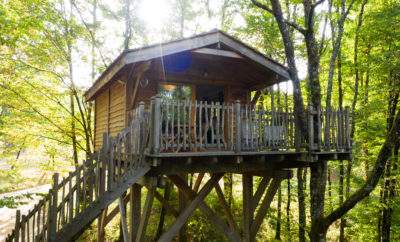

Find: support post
119;196;129;242
158;174;222;242
135;181;155;242
156;181;172;239
251;178;282;239
235;100;241;153
151;95;161;154
97;208;108;242
130;184;142;242
178;174;188;242
97;133;109;242
47;173;59;242
242;174;253;242
168;175;241;242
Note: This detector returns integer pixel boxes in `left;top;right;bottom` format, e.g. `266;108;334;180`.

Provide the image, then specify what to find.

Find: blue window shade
163;52;192;72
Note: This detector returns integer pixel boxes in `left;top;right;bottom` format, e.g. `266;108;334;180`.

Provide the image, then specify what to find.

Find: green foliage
1;0;400;241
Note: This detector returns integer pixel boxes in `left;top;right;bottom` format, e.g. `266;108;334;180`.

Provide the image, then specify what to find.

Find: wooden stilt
214;183;240;233
252;176;272;210
251;178;282;239
97;207;108;242
153;189;179;217
156;181;173;239
168;174;241;242
242;174;253;242
104;195;130;226
135;183;155;242
178;174;188;242
193;173;205;192
130;184;142;242
119;196;129;242
158;174;222;242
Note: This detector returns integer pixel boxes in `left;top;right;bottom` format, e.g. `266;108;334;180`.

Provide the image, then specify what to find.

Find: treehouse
7;30;352;242
86;29;351;165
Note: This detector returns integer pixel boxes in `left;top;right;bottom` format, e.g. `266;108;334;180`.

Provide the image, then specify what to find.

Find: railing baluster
34;205;40;241
47;173;58;242
183;100;187;150
204;101;209;148
345;106;351;150
21;215;26;242
177;100;181;151
194;101;198;151
198;101;202;149
188;100;193;151
235;100;241;153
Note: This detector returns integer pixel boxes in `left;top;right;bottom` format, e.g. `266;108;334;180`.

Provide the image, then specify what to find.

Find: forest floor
0;184;51;240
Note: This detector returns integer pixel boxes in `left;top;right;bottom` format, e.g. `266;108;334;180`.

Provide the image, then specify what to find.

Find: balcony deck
105;96;352;175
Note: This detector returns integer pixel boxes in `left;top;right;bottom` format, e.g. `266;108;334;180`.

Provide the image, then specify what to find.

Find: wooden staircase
6;110;150;242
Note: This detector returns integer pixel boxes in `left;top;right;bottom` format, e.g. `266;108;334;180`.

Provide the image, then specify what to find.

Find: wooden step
55;165;150;242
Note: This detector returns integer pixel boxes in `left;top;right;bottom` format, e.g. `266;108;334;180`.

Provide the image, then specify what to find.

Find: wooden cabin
8;30;352;242
86;29;350;157
86;30;292;151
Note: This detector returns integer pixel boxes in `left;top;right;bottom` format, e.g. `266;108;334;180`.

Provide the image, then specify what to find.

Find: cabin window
158;83;193;101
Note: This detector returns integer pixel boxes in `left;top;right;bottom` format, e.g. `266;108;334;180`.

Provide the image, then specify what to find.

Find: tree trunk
297;168;306;242
156;181;172;239
310;161;328;242
123;0;132;50
338;48;345;242
380;78;399;241
275;185;282;240
178;174;188;242
286;178;291;241
224;173;233;207
327;168;332;211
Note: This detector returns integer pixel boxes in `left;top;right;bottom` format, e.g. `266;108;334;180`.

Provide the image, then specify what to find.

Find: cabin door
196;85;224;103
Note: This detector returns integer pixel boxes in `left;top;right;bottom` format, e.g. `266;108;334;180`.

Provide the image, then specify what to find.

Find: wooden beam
218;33;289;79
214;183;240;234
242;174;253;242
135;184;156;242
119;196;129;242
125;32;219;64
104;195;129;226
178;174;188;242
85;57;126;101
158;174;223;242
152;188;179;217
156;182;173;239
250;178;282;239
97;208;108;242
168;175;241;242
130;61;152;109
193;173;204;193
252;177;272;210
130;184;142;242
192;48;243;59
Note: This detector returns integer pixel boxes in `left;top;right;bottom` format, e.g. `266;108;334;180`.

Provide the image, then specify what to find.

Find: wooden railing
6;105;150;242
6;99;351;241
147;96;351;154
308;107;351;151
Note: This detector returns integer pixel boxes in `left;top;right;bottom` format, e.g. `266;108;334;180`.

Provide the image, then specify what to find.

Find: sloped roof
85;29;290;101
